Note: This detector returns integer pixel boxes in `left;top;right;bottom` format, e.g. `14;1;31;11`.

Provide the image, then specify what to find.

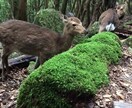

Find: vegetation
34;9;64;33
17;32;122;108
0;0;131;28
0;0;11;22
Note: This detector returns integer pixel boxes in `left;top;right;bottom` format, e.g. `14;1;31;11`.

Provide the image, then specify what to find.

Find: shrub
0;0;11;22
87;21;99;35
34;9;64;33
17;32;122;108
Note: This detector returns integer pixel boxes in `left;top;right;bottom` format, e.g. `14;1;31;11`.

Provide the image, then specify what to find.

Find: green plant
0;0;11;22
34;9;64;33
87;21;99;35
17;32;122;108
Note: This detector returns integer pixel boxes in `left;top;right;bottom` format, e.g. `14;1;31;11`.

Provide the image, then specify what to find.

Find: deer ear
63;19;68;23
115;2;120;9
120;4;125;9
116;2;119;6
59;12;68;23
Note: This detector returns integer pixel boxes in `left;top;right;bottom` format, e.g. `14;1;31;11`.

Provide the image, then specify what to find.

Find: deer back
0;17;86;56
116;3;126;19
0;20;60;55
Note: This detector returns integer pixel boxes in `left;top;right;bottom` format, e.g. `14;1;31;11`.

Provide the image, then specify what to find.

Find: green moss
17;32;122;108
73;35;90;46
82;32;121;44
18;78;71;108
34;9;64;33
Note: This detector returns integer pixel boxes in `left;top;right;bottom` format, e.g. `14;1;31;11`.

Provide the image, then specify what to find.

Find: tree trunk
17;0;27;21
77;0;85;19
61;0;68;14
71;0;77;12
8;0;19;19
83;0;91;28
88;0;102;27
126;0;132;14
54;0;60;10
45;0;49;9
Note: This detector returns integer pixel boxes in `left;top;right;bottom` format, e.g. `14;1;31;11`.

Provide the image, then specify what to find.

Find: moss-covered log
17;32;122;108
34;9;64;33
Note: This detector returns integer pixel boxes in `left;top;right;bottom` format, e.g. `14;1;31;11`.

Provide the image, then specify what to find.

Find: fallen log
0;55;36;70
115;27;132;39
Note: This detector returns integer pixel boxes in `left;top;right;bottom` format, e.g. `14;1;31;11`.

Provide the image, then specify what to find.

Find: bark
77;0;85;19
89;0;102;27
8;0;19;19
45;0;49;9
83;0;91;28
126;0;132;14
17;0;27;21
61;0;68;14
71;0;77;12
54;0;60;10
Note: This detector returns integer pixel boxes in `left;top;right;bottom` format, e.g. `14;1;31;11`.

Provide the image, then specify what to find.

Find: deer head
63;17;86;35
116;2;126;19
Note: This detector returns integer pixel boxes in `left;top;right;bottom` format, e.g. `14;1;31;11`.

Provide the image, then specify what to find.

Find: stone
113;101;132;108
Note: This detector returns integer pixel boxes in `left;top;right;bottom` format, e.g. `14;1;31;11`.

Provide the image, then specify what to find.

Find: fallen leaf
104;98;111;102
0;90;5;93
116;90;124;100
120;81;130;87
124;72;130;77
103;94;112;98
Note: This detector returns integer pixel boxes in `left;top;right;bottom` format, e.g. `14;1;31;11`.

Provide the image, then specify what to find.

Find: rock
122;36;132;48
113;101;132;108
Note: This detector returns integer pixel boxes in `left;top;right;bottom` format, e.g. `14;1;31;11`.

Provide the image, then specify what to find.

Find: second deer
98;3;126;32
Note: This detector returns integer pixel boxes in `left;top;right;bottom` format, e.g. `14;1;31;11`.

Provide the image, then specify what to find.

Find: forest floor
0;42;131;108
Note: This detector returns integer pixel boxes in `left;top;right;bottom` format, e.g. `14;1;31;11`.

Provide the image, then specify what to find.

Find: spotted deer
0;16;86;80
98;3;126;32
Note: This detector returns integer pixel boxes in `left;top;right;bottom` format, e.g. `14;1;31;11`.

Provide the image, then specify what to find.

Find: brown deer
0;16;86;80
98;3;126;32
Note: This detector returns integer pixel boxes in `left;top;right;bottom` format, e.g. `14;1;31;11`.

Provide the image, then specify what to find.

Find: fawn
0;16;86;80
99;3;126;32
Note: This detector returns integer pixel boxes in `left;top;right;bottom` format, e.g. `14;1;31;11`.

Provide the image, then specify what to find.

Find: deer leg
34;54;52;69
99;25;105;32
34;57;40;69
34;56;46;69
1;47;11;81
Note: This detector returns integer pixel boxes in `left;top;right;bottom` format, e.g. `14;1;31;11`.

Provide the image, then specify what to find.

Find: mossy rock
17;32;122;108
34;9;64;33
87;21;99;35
73;35;90;46
122;36;132;48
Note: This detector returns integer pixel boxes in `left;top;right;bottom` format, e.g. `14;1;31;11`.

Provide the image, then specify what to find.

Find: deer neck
58;31;74;53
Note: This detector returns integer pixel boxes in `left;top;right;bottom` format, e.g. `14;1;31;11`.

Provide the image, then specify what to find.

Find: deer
98;3;126;32
0;16;86;80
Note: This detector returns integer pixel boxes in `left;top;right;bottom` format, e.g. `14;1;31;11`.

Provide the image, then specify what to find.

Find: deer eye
72;24;76;26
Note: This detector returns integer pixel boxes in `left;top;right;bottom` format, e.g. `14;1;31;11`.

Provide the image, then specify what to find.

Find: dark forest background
0;0;131;28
